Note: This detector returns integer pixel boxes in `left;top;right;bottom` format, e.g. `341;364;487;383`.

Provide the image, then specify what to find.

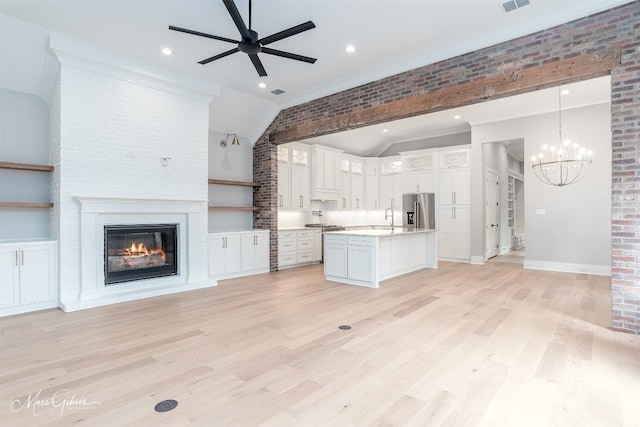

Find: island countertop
324;228;437;237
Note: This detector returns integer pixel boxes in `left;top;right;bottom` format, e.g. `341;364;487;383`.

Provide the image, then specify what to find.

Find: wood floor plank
2;256;640;426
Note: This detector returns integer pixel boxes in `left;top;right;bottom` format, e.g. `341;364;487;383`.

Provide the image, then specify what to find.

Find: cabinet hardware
15;250;18;266
21;250;24;266
279;194;283;207
299;195;303;208
356;199;360;209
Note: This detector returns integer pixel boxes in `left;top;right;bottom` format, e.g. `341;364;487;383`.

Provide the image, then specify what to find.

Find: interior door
485;169;500;259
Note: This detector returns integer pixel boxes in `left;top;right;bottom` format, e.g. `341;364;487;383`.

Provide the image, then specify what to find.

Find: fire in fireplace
104;224;178;285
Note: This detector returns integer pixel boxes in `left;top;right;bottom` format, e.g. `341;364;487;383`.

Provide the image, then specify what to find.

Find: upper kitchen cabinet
378;156;403;210
277;143;310;210
338;154;365;210
364;158;379;210
401;150;437;194
310;145;343;200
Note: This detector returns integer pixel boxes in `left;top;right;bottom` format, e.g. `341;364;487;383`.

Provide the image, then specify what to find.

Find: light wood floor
1;260;639;426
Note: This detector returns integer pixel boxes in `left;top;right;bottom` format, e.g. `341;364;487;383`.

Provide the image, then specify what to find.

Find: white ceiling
0;0;624;151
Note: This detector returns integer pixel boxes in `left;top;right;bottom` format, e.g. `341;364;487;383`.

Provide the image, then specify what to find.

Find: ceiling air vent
502;0;530;13
271;89;286;95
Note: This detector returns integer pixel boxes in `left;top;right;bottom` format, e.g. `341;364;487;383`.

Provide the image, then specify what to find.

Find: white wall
0;89;52;240
207;130;255;231
471;102;612;274
53;56;213;304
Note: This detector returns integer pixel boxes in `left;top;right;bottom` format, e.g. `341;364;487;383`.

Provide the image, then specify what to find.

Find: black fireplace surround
104;224;178;285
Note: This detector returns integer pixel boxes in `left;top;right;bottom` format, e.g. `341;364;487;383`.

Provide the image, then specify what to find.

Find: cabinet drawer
278;252;297;267
297;237;313;251
278;238;296;251
278;231;297;239
297;230;314;238
348;236;373;247
297;251;313;264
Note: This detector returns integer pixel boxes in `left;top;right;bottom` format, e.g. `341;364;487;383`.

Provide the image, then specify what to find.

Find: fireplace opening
104;224;178;285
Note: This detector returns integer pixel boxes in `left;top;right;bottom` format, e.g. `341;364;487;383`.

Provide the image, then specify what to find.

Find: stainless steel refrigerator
402;193;436;230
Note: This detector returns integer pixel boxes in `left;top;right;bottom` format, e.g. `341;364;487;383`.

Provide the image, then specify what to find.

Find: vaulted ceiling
0;0;629;150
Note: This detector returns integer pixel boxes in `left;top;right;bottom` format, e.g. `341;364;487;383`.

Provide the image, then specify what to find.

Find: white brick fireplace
50;36;219;311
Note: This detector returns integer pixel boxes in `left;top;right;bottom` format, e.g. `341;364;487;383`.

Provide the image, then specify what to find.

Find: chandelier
531;87;593;187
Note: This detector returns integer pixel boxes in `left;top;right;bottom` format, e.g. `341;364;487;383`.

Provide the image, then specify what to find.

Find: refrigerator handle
414;201;419;229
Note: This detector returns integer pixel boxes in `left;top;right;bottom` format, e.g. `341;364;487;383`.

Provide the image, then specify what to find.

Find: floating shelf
0;162;54;172
208;179;260;187
0;202;54;208
208;206;260;211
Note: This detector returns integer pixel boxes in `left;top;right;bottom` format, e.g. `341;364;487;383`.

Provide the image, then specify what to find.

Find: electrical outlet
536;209;546;215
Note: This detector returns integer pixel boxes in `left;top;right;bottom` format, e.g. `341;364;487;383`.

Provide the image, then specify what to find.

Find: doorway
485;168;499;259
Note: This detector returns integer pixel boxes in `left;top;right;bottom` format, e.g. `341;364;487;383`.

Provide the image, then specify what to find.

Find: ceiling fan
169;0;317;77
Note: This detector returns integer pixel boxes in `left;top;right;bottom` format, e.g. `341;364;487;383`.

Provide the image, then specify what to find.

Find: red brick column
610;42;640;333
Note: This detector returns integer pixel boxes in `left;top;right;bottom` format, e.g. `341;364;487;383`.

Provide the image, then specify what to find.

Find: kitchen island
323;228;437;288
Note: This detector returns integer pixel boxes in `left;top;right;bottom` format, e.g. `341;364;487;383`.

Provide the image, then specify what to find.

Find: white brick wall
54;62;212;305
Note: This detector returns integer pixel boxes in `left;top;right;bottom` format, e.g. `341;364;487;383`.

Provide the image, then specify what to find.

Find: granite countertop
324;228;437;237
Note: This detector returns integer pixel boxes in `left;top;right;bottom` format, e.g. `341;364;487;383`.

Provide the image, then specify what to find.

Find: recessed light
454;115;461;120
258;82;266;89
161;47;172;55
345;45;356;53
561;89;570;95
382;128;389;133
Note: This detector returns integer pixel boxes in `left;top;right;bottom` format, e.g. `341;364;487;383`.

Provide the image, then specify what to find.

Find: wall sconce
220;133;240;147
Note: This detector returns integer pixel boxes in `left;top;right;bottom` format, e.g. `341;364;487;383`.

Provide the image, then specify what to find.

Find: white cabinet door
351;173;364;210
0;247;19;308
241;234;257;271
379;174;402;209
209;234;241;276
339;172;350;210
278;162;291;209
312;230;322;262
241;232;270;272
364;174;379;210
20;245;53;305
324;237;347;278
453;205;471;259
254;233;270;271
438;206;470;260
290;165;309;210
348;245;373;282
439;168;470;205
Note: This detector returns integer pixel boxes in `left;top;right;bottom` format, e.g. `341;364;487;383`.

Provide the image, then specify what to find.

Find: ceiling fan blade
259;21;315;46
248;53;267;77
223;0;251;40
261;47;317;64
199;47;240;65
169;25;238;44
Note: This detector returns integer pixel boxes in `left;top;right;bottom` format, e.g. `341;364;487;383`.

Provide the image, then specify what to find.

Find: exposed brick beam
270;48;620;145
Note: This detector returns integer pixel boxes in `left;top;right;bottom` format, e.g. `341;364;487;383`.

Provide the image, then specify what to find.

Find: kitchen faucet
384;207;395;230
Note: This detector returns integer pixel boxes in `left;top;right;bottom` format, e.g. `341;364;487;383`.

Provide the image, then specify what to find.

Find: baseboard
523;260;610;276
470;256;485;265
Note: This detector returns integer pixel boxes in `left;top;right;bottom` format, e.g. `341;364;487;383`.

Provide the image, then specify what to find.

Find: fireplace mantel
60;197;212;311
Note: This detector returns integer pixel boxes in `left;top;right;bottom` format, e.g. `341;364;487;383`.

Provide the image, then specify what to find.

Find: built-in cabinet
0;240;58;316
378;155;403;210
338;155;364;210
278;144;310;210
437;148;471;261
277;228;322;269
364;158;379;210
208;230;270;279
310;145;342;200
401;151;437;194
